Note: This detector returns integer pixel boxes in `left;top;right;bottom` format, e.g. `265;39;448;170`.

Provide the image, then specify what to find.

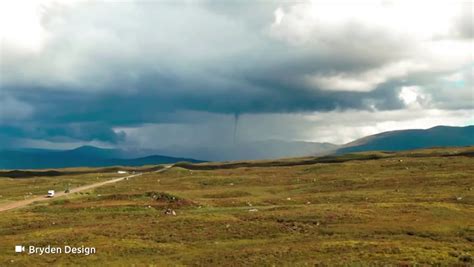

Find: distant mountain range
162;126;472;160
1;125;472;169
336;125;474;154
0;146;202;169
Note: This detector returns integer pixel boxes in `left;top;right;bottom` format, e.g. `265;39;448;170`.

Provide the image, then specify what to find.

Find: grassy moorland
0;147;473;266
0;172;121;205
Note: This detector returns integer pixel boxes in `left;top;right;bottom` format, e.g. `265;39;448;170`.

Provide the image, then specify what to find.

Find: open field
0;165;166;179
0;147;473;266
0;172;121;205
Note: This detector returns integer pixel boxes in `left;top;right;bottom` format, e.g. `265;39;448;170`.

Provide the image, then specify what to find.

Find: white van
47;190;55;198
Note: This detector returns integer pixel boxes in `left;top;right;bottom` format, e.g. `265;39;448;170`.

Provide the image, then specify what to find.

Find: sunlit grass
0;147;473;265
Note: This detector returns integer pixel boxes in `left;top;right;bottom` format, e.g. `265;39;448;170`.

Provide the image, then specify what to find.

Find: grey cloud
0;96;34;122
0;0;472;147
0;123;125;144
454;3;473;39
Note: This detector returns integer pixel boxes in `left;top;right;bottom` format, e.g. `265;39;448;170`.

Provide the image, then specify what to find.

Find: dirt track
0;165;171;212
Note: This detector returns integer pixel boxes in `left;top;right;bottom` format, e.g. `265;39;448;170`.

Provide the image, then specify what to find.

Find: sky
0;0;473;151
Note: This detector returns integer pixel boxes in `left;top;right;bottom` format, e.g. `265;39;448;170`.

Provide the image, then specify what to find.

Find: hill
337;125;474;154
2;125;473;169
0;146;202;169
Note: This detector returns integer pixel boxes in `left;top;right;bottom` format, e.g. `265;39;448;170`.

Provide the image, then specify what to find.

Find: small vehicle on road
47;190;55;198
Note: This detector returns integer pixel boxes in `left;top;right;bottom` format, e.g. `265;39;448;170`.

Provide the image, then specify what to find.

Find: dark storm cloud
0;123;125;144
5;76;404;125
0;0;472;146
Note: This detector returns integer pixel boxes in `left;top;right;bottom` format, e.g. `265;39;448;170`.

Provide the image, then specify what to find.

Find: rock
164;208;177;215
248;208;259;212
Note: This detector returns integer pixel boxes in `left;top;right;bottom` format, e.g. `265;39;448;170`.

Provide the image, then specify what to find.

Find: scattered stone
287;197;292;201
247;202;253;207
225;224;231;229
229;183;234;186
456;196;463;201
306;201;311;205
248;208;259;212
164;208;177;215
